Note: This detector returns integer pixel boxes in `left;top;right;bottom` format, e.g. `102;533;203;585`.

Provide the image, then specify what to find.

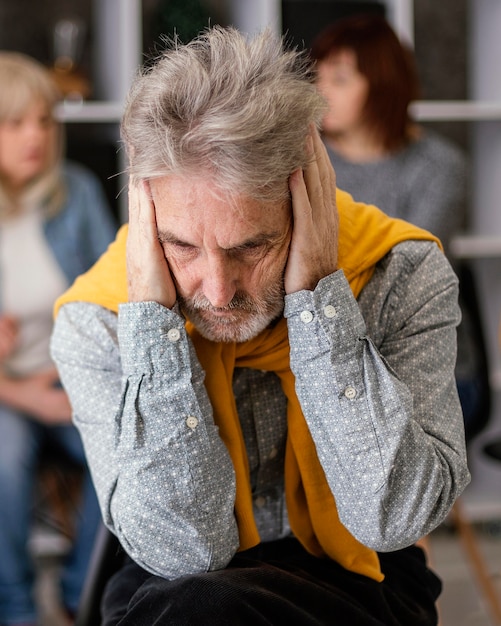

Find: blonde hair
0;51;65;219
122;26;327;202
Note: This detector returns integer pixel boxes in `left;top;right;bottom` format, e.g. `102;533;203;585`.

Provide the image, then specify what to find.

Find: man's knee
104;567;264;625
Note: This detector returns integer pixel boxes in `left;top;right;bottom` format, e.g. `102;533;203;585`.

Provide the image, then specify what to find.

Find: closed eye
160;239;199;260
157;230;285;263
228;241;268;260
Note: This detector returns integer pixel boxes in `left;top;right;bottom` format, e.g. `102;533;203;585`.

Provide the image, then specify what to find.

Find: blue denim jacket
44;161;118;285
0;162;117;311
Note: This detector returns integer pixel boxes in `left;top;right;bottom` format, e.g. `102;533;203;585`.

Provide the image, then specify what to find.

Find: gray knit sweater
325;130;467;256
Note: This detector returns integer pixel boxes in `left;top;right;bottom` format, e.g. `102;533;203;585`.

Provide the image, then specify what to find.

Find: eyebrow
157;231;191;246
157;229;286;251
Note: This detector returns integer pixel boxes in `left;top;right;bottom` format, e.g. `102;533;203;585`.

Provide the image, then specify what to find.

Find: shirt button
344;386;357;400
167;328;181;342
269;447;278;459
186;416;198;429
300;310;314;324
254;496;266;509
323;305;337;318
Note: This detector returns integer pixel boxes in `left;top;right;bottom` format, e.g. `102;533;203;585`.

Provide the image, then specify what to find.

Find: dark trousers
102;538;441;625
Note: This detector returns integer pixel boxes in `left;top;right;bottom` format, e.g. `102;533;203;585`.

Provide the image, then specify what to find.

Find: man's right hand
126;180;177;308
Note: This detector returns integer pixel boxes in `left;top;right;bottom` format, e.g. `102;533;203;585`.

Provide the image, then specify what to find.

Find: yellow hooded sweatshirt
55;189;441;583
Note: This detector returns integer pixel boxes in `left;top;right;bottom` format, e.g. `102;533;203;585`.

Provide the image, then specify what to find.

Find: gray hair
121;26;327;202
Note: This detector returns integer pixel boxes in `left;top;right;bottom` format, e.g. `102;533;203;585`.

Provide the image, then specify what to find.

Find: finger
310;127;336;209
302;133;322;211
289;168;311;226
127;182;160;273
138;180;156;230
129;181;156;238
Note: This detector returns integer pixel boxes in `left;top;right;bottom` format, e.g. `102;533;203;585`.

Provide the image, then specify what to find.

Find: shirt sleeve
50;301;239;579
284;241;470;551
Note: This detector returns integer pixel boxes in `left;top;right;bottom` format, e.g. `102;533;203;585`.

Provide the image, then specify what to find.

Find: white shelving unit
91;0;142;106
412;100;501;122
55;0;142;125
450;235;501;260
53;0;142;219
55;100;125;123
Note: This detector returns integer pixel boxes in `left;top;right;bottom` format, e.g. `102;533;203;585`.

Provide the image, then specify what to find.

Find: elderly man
51;26;469;625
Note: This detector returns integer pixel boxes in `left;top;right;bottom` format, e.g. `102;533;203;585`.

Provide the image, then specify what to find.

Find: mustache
184;292;261;313
177;280;286;342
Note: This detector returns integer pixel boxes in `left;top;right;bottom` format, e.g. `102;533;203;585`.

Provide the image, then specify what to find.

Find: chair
34;442;84;543
74;521;124;626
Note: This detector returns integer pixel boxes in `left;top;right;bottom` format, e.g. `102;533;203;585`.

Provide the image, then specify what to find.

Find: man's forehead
150;174;291;249
150;174;289;220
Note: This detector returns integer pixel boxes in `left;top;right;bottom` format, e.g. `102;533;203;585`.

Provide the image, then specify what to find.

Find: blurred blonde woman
311;13;466;255
0;52;116;626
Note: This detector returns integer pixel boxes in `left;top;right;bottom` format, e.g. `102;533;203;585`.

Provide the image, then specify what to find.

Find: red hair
310;14;421;152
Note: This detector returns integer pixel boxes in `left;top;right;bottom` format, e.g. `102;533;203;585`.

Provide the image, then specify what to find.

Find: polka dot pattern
51;240;470;577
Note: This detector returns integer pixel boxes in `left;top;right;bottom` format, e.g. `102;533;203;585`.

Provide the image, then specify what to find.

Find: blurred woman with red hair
311;13;466;253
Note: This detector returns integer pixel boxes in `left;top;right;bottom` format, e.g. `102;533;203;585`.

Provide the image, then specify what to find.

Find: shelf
411;100;501;121
54;99;501;125
450;235;501;259
51;0;142;125
55;100;125;123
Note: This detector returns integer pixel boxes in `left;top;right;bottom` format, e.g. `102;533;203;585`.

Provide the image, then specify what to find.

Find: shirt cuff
284;270;366;350
117;301;189;374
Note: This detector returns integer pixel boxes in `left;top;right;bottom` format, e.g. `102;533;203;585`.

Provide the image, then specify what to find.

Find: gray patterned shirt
50;240;470;579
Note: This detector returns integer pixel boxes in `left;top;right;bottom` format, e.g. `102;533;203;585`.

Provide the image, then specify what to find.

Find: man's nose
202;257;237;308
